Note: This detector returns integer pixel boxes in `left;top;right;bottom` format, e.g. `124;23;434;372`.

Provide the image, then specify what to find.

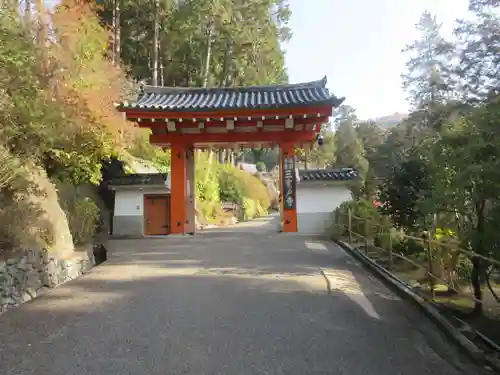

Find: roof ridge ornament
141;77;330;95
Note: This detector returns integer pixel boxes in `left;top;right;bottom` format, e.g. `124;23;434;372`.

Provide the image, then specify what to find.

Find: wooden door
144;195;171;235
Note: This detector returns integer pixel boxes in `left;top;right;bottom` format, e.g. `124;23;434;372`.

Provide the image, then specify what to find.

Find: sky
284;0;471;120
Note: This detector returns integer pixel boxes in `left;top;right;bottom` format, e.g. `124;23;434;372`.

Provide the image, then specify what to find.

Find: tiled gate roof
120;77;344;112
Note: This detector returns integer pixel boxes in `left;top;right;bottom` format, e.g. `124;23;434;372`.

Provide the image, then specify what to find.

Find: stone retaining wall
0;247;95;313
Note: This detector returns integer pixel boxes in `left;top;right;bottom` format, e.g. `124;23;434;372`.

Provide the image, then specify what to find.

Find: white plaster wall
297;185;352;213
296;184;352;234
113;188;170;217
114;191;143;216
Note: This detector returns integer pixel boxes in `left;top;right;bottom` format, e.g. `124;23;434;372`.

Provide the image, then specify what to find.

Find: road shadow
0;233;482;375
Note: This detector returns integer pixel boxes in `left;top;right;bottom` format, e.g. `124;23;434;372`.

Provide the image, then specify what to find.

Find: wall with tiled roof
298;168;358;182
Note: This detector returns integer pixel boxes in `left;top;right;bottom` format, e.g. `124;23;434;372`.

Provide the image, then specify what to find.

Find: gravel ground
0;218;488;375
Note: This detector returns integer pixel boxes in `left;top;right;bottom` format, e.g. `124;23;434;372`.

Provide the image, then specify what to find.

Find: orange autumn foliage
39;0;137;155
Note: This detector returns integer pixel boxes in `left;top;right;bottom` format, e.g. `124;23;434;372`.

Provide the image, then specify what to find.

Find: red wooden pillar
170;142;187;234
185;146;196;234
278;148;284;230
280;141;298;233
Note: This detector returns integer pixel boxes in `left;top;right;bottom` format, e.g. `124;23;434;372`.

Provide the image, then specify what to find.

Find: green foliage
57;183;101;245
401;237;426;256
0;8;61;161
379;155;432;232
127;129;171;172
335;198;383;238
217;164;270;216
333;106;369;198
46;149;104;185
296;129;336;169
456;256;473;283
0;146;26;189
197;199;223;222
0;182;52;253
373;230;406;254
66;197;100;245
255;161;266;172
401;11;455;110
0;0;292;256
339;198;379;220
97;0;290;87
371;5;500;314
195;152;220;204
0;2;139;254
240;148;278;171
218;166;244;204
242;197;267;220
193;153;270;221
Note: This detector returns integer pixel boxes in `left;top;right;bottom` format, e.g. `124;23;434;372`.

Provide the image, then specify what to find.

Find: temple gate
118;76;344;235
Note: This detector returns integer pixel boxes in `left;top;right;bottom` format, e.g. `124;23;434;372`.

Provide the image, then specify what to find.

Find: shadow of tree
0;232;484;375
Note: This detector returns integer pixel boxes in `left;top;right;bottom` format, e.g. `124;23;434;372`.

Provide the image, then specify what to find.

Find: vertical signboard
282;155;296;210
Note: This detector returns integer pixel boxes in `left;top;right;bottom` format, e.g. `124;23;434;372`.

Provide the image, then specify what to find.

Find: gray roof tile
108;173;168;186
120;77;344;112
298;168;358;182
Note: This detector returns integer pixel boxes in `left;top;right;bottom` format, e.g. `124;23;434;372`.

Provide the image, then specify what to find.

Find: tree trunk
471;200;486;316
471;256;483;316
113;0;121;66
219;149;225;164
35;0;49;78
208;149;213;165
160;54;165;86
24;0;31;26
220;40;232;87
202;19;214;88
152;0;159;85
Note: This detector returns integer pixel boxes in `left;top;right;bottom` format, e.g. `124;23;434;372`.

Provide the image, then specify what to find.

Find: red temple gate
118;76;344;234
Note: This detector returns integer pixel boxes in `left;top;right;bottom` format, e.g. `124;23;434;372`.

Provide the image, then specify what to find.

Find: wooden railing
330;209;500;308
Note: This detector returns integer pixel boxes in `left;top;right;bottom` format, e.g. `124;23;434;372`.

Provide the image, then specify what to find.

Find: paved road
0;218;485;374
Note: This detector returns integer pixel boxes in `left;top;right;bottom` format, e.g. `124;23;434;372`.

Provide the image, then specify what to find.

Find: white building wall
296;185;352;235
114;191;144;216
112;187;170;237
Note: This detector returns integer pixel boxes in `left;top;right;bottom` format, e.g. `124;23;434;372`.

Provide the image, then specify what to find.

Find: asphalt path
0;217;486;374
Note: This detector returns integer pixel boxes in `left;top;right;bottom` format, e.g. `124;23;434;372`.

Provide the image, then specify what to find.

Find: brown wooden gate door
144;195;171;235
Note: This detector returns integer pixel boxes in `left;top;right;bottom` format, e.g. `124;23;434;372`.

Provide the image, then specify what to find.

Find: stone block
22;288;37;302
0;242;99;314
42;258;59;287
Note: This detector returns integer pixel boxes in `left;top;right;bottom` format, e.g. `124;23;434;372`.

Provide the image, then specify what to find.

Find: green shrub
217;164;270;212
402;237;426;256
242;197;256;219
256;201;266;217
0;191;51;254
197;199;222;221
67;197;99;245
334;198;385;238
193;154;270;223
236;169;270;210
195;152;220;204
455;255;473;284
376;234;425;256
256;161;266;172
374;230;404;251
218;167;245;204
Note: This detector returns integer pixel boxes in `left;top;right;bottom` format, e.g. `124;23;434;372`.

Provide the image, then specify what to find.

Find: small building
238;162;258;174
108;173;171;237
296;168;357;235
